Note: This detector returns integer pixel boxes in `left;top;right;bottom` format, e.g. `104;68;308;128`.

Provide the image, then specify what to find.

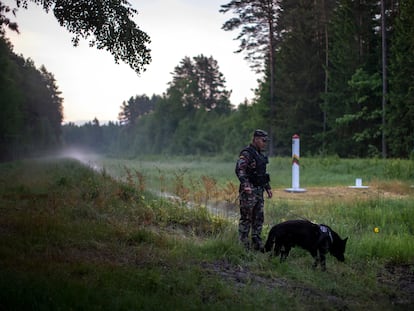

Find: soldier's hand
243;183;252;194
266;189;273;198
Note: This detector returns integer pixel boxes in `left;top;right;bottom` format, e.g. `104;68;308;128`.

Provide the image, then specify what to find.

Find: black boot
239;235;250;250
252;237;264;252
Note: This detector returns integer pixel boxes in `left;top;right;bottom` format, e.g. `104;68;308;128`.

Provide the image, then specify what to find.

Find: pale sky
4;0;260;123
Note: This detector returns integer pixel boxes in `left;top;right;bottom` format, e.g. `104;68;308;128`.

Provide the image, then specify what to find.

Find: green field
1;156;413;310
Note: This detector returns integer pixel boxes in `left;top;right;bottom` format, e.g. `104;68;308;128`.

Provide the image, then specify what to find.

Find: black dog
264;220;348;271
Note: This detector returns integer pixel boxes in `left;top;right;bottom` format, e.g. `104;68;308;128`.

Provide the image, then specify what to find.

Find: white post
285;134;306;193
348;178;369;189
292;134;300;189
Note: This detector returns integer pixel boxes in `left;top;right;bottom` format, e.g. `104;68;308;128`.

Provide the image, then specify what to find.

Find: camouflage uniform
235;130;271;250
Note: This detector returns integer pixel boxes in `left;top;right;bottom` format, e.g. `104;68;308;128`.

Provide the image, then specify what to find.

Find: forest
1;0;414;161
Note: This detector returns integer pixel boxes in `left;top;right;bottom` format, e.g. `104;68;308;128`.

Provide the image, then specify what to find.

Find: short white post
285;134;306;193
348;178;369;189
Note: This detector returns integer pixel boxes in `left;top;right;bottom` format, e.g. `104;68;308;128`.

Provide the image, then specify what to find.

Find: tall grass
100;155;414;189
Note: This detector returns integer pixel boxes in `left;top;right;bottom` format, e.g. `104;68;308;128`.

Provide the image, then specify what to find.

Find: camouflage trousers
238;187;264;249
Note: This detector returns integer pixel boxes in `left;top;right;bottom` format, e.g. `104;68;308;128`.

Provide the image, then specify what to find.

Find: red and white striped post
285;134;306;193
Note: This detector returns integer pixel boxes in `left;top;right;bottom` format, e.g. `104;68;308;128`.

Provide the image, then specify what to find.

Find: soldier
235;129;273;251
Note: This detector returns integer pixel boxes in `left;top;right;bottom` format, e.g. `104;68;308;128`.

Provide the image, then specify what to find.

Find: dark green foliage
62;120;122;154
388;0;414;158
167;55;232;113
0;37;24;160
0;36;63;161
334;69;383;157
0;0;151;74
323;0;382;157
118;94;158;127
270;0;332;155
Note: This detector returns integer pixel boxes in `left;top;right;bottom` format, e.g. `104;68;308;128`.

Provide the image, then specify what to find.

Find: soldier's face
254;136;267;151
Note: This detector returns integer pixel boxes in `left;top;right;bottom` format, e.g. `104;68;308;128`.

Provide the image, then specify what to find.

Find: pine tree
167;55;232;113
220;0;280;154
388;0;414;157
325;0;381;156
272;0;332;154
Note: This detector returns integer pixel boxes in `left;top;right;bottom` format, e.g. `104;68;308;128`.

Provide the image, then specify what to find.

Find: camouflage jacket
235;144;271;190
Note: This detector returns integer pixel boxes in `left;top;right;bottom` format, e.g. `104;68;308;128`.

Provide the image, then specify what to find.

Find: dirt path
273;183;412;202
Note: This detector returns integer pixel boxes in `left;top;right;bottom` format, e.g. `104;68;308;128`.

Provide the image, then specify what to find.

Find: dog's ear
343;237;348;244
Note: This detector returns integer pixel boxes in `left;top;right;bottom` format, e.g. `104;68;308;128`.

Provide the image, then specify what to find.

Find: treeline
62;0;414;158
0;36;63;161
62;55;247;157
2;0;414;160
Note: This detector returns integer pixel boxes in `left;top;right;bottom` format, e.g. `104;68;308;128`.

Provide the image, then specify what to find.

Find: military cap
253;129;268;138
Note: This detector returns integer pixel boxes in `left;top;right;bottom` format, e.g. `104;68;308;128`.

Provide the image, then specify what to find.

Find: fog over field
54;148;103;172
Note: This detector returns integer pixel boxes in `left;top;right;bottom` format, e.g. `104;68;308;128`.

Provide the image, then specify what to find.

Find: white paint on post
285;134;306;193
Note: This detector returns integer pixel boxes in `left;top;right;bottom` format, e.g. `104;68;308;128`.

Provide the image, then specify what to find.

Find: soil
273;183;412;202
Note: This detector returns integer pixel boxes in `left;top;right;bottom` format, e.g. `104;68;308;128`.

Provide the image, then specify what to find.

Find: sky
4;0;261;124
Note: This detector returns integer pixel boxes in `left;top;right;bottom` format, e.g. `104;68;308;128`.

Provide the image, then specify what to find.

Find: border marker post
285;134;306;193
348;178;369;189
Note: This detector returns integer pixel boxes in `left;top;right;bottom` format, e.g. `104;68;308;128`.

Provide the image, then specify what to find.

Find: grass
99;155;414;190
1;156;413;310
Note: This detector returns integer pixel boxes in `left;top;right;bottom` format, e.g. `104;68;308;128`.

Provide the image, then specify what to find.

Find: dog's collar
319;225;333;243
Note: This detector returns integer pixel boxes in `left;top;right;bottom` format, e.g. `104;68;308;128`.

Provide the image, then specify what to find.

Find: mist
52;147;103;172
